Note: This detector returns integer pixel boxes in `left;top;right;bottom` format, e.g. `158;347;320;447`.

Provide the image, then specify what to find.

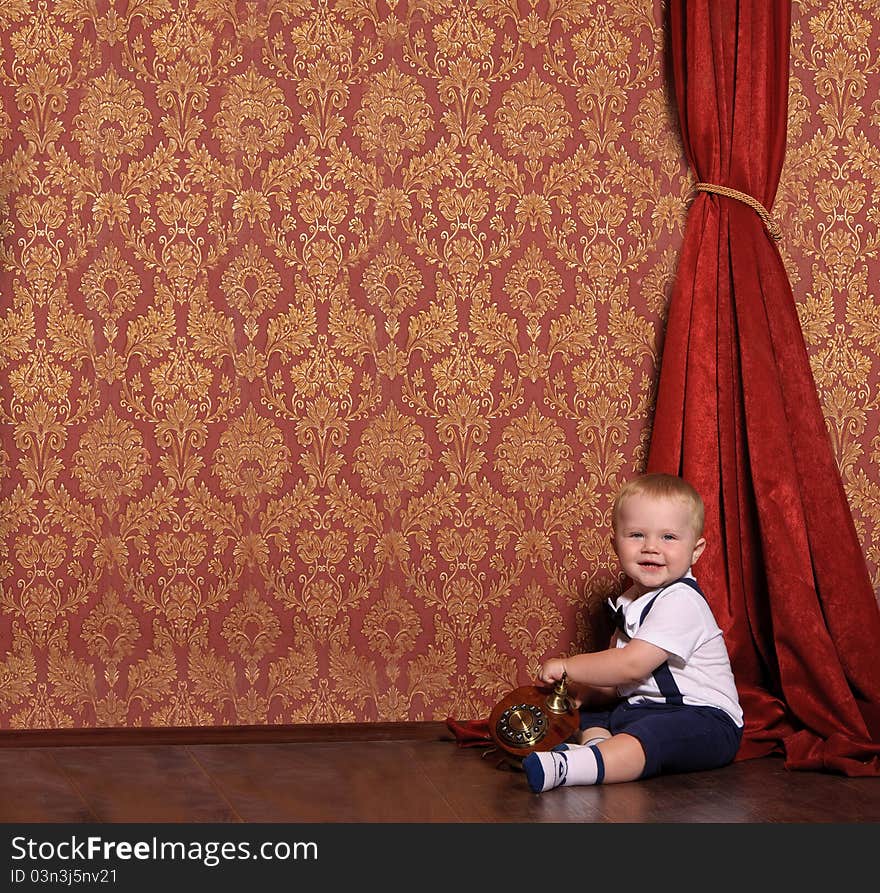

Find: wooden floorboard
0;748;96;824
50;746;242;824
1;728;878;823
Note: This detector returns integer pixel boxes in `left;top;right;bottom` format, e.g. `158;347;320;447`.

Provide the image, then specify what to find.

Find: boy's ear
691;537;707;565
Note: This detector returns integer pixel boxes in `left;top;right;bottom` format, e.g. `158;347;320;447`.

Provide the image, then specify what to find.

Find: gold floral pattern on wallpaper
0;0;877;729
779;0;880;595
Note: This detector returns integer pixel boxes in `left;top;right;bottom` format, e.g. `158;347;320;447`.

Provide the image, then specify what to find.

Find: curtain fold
648;0;880;775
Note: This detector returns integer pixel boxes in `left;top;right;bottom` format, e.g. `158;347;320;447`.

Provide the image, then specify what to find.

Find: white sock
523;744;605;793
553;734;608;751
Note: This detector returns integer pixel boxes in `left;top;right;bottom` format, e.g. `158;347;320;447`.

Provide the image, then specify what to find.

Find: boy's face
612;493;706;594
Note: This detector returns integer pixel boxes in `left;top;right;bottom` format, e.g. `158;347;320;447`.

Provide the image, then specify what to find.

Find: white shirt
608;572;744;727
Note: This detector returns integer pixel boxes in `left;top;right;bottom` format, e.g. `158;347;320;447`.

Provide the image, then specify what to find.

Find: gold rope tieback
694;182;782;242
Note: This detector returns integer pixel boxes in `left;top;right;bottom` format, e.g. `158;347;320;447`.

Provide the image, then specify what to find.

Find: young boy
523;473;743;792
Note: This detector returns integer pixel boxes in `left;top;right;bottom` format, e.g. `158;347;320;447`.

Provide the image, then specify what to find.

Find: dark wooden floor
1;723;877;823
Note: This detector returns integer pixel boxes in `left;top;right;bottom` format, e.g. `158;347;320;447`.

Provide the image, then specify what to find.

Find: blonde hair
612;473;705;537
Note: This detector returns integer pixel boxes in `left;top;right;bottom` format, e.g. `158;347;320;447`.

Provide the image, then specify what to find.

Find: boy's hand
537;658;567;685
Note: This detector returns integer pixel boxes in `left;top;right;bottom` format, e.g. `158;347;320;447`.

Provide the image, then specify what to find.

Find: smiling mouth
638;561;664;569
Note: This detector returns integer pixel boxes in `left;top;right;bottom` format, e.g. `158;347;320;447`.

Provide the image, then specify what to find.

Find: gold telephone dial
488;673;579;761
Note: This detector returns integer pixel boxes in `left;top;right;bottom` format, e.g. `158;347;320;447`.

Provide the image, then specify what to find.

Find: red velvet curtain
648;0;880;775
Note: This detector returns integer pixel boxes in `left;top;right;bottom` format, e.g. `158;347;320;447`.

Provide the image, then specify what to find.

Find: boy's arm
539;639;669;689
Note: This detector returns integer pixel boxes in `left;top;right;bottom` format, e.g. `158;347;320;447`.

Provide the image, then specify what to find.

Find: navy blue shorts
578;701;743;779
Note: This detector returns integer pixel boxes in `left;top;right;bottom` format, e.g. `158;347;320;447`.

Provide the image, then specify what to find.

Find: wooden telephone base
487;674;579;764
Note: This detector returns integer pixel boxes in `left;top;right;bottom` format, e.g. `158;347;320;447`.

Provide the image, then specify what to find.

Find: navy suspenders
634;577;704;704
638;575;704;623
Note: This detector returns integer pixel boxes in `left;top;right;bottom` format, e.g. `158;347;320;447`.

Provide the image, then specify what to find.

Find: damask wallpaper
0;0;877;729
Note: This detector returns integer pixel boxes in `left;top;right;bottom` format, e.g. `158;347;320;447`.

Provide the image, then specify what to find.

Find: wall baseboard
0;720;452;748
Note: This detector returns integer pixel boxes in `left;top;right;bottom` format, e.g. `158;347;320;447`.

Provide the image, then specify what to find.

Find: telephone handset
488;672;579;762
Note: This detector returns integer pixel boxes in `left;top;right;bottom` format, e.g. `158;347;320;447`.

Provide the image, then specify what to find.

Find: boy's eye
628;532;643;539
662;534;677;541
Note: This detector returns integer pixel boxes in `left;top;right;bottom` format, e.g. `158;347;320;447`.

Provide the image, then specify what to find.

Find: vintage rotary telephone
487;672;579;764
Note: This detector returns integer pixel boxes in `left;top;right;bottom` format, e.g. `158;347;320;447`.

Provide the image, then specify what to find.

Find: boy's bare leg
594;733;646;783
577;726;612;746
523;732;646;791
